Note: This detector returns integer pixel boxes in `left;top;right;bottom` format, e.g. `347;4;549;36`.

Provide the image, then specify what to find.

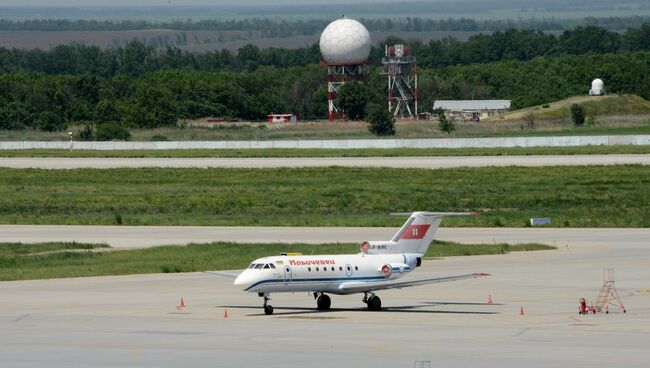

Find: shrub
542;104;550;108
36;111;66;132
366;103;395;136
76;124;94;141
150;134;169;141
95;123;131;141
570;104;585;126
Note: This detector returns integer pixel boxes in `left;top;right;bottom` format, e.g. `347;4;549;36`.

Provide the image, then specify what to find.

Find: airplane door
283;266;292;285
345;264;353;277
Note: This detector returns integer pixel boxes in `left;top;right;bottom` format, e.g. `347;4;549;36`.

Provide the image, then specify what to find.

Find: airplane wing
205;271;241;278
338;273;490;293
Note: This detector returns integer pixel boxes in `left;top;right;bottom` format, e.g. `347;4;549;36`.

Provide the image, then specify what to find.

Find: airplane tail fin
365;211;474;255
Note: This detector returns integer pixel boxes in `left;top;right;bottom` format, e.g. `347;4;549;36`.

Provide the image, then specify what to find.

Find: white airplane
223;211;489;315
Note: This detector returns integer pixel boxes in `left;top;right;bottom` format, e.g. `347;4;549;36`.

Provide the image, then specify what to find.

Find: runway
2;225;649;248
1;227;649;367
1;154;649;169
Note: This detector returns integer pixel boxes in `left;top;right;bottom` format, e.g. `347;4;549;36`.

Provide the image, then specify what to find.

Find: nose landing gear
363;292;382;311
260;293;273;315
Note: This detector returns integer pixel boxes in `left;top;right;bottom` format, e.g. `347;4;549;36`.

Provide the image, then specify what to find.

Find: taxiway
1;228;649;367
0;154;649;169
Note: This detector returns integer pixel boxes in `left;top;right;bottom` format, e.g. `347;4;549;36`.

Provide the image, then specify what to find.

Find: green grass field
493;94;650;121
1;145;650;158
0;241;554;281
0;166;647;228
1;108;649;142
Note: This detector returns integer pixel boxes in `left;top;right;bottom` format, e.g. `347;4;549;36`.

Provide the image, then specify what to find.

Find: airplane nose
234;272;249;288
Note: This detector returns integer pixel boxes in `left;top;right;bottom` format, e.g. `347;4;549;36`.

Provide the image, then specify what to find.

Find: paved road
1;154;649;169
2;225;648;248
1;227;649;367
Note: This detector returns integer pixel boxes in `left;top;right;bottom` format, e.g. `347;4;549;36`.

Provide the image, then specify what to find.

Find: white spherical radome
319;18;371;65
592;78;604;89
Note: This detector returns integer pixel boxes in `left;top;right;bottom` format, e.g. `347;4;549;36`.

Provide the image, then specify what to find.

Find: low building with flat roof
433;100;511;121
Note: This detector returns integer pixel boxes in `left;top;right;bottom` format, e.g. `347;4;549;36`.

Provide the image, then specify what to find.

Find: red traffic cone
487;295;493;304
520;306;525;315
176;297;186;311
224;309;229;319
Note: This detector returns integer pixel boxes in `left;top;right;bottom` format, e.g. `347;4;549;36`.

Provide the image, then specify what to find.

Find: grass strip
0;165;647;228
0;241;554;281
0;242;109;257
1;145;649;158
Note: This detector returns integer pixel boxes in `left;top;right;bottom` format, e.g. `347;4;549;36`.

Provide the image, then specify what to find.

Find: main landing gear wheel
316;293;331;310
367;295;382;311
363;293;382;311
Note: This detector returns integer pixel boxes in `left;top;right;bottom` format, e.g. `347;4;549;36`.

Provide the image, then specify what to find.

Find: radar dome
592;79;604;89
589;78;605;96
319;18;371;65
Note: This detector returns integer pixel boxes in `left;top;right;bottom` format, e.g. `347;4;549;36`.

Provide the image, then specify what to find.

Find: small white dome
592;79;604;89
319;18;371;65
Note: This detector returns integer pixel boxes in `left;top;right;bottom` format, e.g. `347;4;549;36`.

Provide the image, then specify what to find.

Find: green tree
571;104;586;126
335;81;370;121
95;99;121;124
0;101;30;130
436;108;455;134
366;103;395;136
558;26;620;55
36;111;66;131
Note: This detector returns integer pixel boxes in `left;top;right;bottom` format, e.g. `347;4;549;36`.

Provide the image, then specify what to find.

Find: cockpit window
269;263;276;269
263;264;270;269
254;264;264;269
248;263;256;269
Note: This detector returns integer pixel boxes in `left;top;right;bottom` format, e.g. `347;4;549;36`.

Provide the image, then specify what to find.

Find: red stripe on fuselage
400;224;430;240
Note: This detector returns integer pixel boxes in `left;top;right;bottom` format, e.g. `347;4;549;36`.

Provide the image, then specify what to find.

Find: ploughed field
0;165;647;228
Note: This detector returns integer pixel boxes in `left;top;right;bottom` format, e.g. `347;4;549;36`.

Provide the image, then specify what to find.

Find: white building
433;100;511;121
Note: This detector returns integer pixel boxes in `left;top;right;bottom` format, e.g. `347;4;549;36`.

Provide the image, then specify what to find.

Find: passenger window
316;267;319;271
263;264;270;269
331;267;335;271
355;266;358;271
308;267;311;272
339;266;343;271
323;267;327;272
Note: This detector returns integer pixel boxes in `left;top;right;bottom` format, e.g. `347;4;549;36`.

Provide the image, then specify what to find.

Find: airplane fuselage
234;253;421;295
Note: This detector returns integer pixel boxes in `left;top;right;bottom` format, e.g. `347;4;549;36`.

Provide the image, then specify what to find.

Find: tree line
1;24;649;78
2;51;649;131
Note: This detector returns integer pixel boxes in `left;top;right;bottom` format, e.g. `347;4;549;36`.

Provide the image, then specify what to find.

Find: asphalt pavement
0;154;649;169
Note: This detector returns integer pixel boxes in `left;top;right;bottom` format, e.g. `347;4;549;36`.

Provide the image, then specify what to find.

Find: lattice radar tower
381;44;417;118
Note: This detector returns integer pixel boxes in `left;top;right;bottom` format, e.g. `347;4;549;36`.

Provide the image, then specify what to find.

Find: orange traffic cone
176;297;186;311
487;295;493;304
520;306;525;315
224;309;229;319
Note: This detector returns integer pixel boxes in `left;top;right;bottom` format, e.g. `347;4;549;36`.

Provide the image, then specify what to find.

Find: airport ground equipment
578;297;596;314
594;269;626;314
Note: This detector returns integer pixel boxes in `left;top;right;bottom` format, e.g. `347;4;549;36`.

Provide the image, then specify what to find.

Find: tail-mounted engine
378;263;410;278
